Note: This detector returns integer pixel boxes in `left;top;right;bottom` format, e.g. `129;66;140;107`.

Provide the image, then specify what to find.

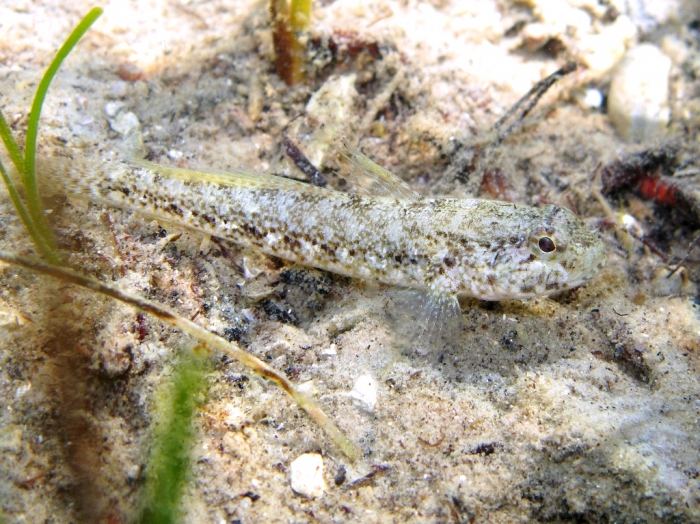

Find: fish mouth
567;244;607;289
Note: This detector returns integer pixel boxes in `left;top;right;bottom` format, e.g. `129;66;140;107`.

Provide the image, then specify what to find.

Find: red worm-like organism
636;176;678;207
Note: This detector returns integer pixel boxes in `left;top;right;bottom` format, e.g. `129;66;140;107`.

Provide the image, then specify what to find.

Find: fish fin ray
336;139;422;201
131;159;340;195
387;288;463;350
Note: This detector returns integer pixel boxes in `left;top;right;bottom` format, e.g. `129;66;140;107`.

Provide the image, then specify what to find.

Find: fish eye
538;236;556;253
528;229;566;260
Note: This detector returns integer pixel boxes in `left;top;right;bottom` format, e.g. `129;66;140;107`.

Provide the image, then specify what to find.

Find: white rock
104;100;124;117
290;453;326;498
322;343;337;356
580;88;603;108
297;379;318;395
578;15;637;76
574;88;604;109
167;149;183;160
607;44;671;142
108;110;141;136
624;0;681;32
350;374;378;412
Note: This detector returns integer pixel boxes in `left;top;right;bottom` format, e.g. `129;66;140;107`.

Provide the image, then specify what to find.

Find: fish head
451;202;606;300
490;204;606;299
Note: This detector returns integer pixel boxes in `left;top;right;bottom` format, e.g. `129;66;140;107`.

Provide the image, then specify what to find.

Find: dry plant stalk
270;0;311;85
0;250;357;459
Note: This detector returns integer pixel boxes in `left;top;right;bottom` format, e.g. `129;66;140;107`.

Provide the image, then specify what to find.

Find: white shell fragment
350;374;378;413
582;88;603;109
108;110;141;137
607;44;671;142
290;453;327;498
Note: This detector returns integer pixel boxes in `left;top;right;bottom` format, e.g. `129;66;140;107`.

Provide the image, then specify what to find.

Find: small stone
110;80;129;99
167;149;184;160
322;343;337;356
578;15;637;76
104;100;124;117
109;110;141;136
297;379;317;395
607;44;671;142
290;453;326;498
350;374;377;412
582;88;603;108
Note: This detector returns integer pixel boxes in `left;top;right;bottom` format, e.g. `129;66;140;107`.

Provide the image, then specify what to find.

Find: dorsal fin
338;139;422;201
131;159;340;196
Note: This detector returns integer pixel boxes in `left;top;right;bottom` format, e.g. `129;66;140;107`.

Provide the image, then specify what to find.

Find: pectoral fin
387;288;463;350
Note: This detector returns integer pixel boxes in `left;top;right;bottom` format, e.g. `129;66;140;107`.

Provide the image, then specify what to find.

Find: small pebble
167;149;184;160
607;44;671;142
110;80;130;99
350;374;377;412
290;453;326;498
578;15;637;76
14;382;31;399
297;379;318;395
109;110;141;136
582;88;603;108
322;343;337;356
119;63;146;82
104;100;124;117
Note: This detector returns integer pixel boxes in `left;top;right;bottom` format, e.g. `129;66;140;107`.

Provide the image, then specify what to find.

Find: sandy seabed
1;0;700;522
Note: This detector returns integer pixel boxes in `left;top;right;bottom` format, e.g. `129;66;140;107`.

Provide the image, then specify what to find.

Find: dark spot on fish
243;224;264;239
168;203;183;216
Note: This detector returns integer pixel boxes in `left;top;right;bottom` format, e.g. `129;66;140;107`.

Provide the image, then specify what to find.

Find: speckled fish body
45;153;605;302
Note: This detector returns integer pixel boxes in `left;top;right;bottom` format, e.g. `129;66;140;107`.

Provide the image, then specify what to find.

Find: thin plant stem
23;7;103;255
0;250;357;459
0;159;54;259
290;0;311;30
270;0;308;85
0;112;26;175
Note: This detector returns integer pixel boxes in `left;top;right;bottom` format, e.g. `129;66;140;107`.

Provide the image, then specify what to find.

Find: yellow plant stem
270;0;309;85
291;0;311;30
